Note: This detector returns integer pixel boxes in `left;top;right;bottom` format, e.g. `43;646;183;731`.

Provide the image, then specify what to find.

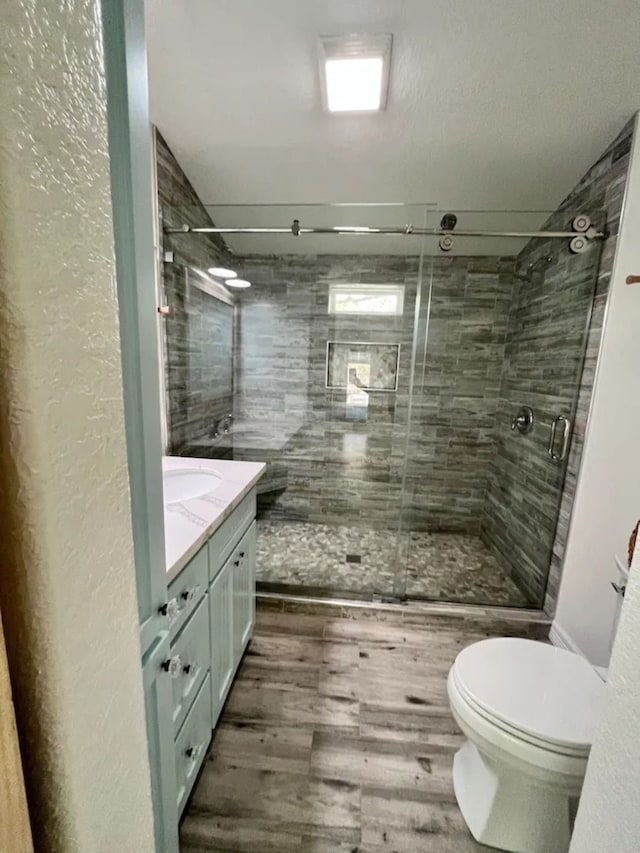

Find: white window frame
328;283;405;316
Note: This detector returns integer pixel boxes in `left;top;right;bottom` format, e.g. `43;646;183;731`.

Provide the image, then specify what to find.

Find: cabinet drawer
175;672;212;818
167;544;208;641
208;489;256;582
170;593;210;734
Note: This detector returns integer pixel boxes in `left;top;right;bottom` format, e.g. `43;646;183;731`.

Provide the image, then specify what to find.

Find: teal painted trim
101;0;168;656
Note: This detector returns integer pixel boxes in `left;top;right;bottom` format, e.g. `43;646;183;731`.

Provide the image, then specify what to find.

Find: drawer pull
180;584;201;603
182;662;195;675
233;560;240;566
185;743;203;762
239;551;245;558
159;598;179;620
161;655;182;678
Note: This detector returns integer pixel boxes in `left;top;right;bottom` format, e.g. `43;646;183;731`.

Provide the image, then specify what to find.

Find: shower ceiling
145;0;640;220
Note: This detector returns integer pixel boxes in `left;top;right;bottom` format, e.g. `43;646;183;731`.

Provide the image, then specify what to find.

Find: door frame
101;0;168;656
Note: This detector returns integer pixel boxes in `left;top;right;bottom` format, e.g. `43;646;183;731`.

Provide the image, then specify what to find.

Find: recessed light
225;278;251;289
318;34;392;114
208;266;237;278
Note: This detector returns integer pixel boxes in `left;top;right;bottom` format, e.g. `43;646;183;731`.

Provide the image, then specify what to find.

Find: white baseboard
549;621;583;655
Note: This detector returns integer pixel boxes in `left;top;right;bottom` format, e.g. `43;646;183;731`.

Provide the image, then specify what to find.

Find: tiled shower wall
232;255;513;531
156;130;237;456
402;257;514;531
154;119;633;610
481;120;634;610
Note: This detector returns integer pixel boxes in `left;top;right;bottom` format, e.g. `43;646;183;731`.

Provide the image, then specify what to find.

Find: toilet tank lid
453;638;606;749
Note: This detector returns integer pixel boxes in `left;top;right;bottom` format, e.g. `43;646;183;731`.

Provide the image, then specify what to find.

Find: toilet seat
450;667;588;758
451;637;605;755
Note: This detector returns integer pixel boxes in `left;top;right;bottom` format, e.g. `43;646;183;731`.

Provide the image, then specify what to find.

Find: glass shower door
191;202;435;601
397;208;605;608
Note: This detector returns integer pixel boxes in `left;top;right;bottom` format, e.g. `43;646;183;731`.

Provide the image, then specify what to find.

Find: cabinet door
233;522;257;663
142;633;179;853
209;560;234;726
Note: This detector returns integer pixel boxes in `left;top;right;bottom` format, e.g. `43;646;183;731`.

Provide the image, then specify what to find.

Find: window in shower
328;283;405;315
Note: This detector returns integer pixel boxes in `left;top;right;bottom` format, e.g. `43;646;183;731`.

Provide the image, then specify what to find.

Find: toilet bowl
447;637;606;853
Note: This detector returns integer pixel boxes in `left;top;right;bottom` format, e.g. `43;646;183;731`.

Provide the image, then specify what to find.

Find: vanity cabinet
162;487;258;828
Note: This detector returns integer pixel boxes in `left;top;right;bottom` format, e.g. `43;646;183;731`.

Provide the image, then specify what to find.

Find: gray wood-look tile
212;721;313;774
181;815;303;852
180;606;534;851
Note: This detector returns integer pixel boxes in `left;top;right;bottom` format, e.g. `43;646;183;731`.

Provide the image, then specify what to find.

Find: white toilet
447;554;629;853
447;637;605;853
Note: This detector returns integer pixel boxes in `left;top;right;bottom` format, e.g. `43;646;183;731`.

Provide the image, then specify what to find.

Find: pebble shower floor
255;520;530;607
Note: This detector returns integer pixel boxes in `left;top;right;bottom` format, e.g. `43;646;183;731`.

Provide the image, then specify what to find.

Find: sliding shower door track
257;589;550;626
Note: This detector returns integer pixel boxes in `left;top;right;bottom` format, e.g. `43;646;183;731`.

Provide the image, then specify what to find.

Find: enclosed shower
156;126;625;610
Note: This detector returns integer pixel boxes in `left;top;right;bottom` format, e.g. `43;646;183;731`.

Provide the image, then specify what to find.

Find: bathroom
1;2;640;853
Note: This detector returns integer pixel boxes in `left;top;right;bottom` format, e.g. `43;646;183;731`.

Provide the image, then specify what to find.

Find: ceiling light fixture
208;266;237;278
225;278;251;289
318;33;392;114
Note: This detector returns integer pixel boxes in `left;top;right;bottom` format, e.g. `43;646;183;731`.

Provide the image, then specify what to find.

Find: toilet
447;638;605;853
447;554;628;853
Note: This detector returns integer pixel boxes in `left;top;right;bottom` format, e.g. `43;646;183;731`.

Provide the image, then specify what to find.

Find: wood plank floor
180;606;547;852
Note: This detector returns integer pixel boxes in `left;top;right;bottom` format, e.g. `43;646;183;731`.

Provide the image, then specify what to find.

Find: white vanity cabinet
165;487;258;822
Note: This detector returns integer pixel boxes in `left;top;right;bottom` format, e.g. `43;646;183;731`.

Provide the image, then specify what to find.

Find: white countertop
163;456;265;583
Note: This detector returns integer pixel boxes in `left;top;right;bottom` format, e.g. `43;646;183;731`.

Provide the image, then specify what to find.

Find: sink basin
163;469;223;504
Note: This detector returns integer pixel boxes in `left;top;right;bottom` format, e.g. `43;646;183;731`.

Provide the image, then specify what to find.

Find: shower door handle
548;416;571;463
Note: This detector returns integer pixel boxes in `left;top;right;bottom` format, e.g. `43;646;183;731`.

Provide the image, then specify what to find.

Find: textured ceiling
145;0;640;224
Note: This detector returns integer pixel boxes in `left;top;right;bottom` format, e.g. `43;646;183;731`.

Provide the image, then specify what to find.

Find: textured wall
156;130;236;457
233;254;511;531
480;121;633;609
569;542;640;850
0;2;154;850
